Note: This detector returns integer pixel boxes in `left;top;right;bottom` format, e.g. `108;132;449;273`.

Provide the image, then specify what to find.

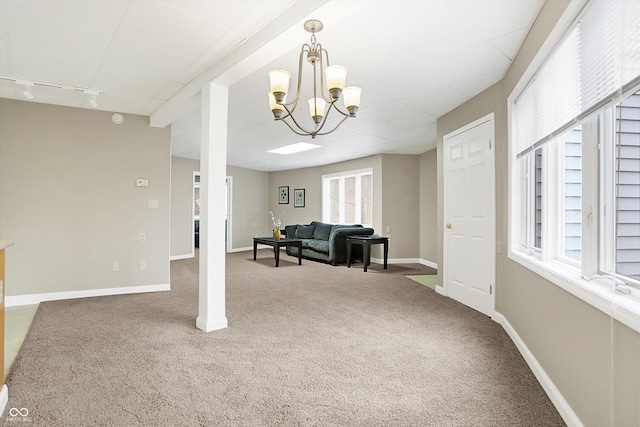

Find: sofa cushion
295;224;316;239
307;240;330;253
312;222;334;241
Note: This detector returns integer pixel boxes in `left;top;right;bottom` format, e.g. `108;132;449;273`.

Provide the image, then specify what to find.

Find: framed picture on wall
279;186;289;204
294;188;305;208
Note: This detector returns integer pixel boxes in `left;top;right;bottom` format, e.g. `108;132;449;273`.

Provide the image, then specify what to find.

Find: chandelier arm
279;103;316;136
281;46;310;112
315;115;350;136
318;45;333;103
278;117;316;137
329;102;352;118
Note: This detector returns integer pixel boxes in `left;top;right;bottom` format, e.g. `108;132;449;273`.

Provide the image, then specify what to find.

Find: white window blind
514;0;640;158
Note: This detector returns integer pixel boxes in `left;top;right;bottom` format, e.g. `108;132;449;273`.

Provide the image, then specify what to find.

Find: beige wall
419;149;437;265
381;154;420;259
226;165;269;250
268;154;433;261
436;0;640;425
0;99;171;297
268;155;383;233
170;156;199;258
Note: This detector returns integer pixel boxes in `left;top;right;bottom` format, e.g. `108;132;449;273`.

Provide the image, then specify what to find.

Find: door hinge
490;284;493;294
489;140;492;150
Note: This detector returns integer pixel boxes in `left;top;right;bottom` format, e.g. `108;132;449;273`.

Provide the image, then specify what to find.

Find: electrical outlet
136;179;149;187
112;262;120;272
139;261;146;270
386;226;391;233
140;233;146;242
496;242;502;254
148;199;159;209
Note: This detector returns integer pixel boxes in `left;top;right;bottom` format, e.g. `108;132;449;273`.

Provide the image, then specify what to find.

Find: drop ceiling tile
456;0;544;40
13;0;129;32
118;0;227;59
104;37;194;82
92;65;170;99
492;27;530;61
9;43;99;88
4;1;113;64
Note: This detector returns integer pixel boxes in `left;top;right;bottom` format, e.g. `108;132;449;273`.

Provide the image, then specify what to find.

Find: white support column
197;81;229;332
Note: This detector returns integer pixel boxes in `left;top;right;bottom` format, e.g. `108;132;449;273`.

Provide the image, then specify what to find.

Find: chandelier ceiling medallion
267;19;362;139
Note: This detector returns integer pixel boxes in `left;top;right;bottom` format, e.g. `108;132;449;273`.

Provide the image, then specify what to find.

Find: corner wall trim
5;283;171;307
493;312;583;427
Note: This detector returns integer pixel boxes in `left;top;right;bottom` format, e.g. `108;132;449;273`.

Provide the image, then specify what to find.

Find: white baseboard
493;312;583;427
368;257;437;269
0;385;7;418
170;253;194;261
435;285;446;296
5;283;171;307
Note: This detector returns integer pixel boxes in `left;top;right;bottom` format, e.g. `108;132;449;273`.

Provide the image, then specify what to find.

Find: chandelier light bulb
343;86;362;116
308;98;326;124
268;70;291;103
268;91;285;118
324;65;347;100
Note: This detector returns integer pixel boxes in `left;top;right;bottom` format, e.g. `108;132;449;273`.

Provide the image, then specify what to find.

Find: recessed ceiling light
267;142;320;155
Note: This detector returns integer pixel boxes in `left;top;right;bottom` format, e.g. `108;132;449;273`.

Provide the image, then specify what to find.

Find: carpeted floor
2;250;565;426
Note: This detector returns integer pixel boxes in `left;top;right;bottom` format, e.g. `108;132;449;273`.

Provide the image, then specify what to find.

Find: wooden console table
346;235;389;272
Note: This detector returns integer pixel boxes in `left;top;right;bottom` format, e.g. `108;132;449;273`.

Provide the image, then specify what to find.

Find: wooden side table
346;235;389;272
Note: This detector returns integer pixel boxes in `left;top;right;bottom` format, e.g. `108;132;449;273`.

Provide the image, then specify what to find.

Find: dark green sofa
284;221;375;265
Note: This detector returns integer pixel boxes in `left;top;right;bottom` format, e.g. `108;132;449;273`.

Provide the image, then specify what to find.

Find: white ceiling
0;0;544;172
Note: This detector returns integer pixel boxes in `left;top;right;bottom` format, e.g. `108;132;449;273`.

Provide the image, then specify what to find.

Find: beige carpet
2;251;565;426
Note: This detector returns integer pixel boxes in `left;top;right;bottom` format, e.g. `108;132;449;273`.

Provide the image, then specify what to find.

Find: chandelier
267;19;362;139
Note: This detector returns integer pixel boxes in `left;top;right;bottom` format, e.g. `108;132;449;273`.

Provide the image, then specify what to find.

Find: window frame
321;168;373;227
507;0;640;334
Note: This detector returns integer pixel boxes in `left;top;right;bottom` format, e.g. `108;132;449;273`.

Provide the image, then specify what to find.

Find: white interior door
443;113;495;316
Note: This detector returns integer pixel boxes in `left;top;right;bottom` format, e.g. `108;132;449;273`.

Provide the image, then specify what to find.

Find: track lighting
22;86;34;100
1;76;102;107
85;90;99;108
16;80;34;100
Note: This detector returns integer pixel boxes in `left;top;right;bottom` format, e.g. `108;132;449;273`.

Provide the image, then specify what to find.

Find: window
509;0;640;332
322;168;373;226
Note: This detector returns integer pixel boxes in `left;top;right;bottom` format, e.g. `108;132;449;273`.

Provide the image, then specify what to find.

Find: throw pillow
295;224;316;239
312;222;334;241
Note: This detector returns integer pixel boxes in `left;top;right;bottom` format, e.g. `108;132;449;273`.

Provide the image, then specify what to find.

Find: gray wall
226;165;269;250
170;156;199;258
0;99;171;297
419;149;437;265
436;0;640;425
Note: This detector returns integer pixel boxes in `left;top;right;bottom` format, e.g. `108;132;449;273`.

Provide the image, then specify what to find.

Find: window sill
509;250;640;334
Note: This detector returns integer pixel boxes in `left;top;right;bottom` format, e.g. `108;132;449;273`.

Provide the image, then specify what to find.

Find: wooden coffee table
346;235;389;272
253;237;302;267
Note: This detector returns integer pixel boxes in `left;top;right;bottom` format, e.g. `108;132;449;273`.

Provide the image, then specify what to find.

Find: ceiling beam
150;0;329;128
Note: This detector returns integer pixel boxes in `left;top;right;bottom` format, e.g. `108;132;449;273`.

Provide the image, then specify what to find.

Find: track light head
22;87;34;100
16;80;34;100
84;89;99;108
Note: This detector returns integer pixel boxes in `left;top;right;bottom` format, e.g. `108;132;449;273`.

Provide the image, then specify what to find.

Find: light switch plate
136;179;149;187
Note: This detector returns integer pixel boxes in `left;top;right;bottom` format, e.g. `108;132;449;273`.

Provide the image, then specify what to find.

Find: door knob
446;223;452;229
